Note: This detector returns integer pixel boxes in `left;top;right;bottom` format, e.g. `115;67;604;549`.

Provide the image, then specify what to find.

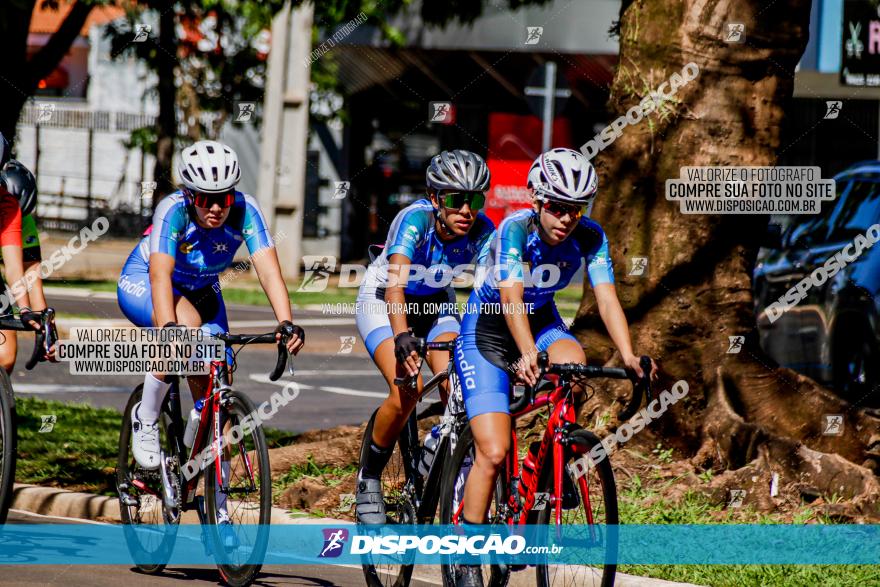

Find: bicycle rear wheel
0;370;16;524
205;389;271;587
438;423;510;587
534;428;617;587
359;410;417;587
116;385;180;573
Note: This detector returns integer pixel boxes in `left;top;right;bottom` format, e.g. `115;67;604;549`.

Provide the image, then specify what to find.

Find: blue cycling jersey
364;199;495;295
474;209;614;307
130;190;273;290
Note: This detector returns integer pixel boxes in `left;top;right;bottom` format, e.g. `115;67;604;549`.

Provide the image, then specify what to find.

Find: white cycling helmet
176;140;241;194
527;148;598;207
426;149;490;192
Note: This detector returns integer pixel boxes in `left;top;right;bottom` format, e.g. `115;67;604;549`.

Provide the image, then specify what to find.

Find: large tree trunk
575;0;880;518
153;3;178;203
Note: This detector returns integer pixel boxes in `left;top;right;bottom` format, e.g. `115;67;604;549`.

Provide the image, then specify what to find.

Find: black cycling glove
276;320;305;344
19;308;39;330
394;331;421;363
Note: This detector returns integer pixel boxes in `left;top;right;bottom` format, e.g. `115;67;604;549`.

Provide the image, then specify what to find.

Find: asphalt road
8;291;420;433
2;510;439;586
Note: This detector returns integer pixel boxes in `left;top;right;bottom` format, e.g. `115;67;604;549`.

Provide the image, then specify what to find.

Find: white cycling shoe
130;402;161;470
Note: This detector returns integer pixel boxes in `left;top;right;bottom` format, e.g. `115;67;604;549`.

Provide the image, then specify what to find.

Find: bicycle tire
438;423;510;587
534;428;618;587
116;384;180;574
359;410;417;587
205;389;271;587
0;369;16;524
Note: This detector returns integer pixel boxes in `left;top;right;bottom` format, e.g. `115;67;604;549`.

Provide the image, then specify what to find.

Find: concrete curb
11;483;706;587
11;483;341;527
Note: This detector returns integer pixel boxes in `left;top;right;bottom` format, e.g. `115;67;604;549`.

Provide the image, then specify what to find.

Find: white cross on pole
524;61;572;152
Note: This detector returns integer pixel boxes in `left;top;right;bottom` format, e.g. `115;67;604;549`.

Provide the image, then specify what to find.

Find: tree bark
153;2;178;204
575;0;880;516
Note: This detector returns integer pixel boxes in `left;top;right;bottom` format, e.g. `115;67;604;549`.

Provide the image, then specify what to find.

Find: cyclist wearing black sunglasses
116;141;304;532
451;148;657;586
354;150;495;524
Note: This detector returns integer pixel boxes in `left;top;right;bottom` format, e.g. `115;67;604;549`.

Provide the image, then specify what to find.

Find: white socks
139;373;171;422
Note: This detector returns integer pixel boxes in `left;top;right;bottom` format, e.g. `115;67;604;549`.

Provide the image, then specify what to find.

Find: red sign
484;113;572;226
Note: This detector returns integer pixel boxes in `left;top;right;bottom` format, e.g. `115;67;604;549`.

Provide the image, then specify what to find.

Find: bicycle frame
509;372;593;527
451;373;593;528
129;356;247;513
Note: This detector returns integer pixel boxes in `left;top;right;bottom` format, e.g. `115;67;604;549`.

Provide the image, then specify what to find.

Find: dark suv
753;161;880;407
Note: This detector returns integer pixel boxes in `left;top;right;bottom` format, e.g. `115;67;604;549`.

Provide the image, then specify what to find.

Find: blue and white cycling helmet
527;148;598;210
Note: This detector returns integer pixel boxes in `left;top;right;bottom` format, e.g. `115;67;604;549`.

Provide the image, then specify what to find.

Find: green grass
15;397;120;495
14;397;298;497
615;480;879;586
273;455;356;492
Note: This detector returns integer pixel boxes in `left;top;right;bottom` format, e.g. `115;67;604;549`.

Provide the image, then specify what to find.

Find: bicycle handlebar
509;352;653;417
26;308;56;370
0;308;58;370
218;322;301;381
392;338;457;386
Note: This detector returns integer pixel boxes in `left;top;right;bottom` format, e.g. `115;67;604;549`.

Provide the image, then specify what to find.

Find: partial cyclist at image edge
0;133;45;359
0;153;51;372
355;149;495;525
116;140;303;535
452;147;657;587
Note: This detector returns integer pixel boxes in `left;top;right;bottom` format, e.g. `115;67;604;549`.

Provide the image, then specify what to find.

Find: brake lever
639;355;653;402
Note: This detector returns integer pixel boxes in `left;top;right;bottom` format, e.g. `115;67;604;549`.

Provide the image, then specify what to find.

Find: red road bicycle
116;325;297;587
438;353;652;587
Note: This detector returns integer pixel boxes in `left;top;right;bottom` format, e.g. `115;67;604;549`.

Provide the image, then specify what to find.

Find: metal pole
541;61;556;152
87;128;94;220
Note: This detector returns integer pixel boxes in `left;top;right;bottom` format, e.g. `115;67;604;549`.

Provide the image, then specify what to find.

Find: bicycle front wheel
359;409;417;587
205;389;271;587
438;423;510;587
0;369;16;524
116;385;179;574
534;428;618;587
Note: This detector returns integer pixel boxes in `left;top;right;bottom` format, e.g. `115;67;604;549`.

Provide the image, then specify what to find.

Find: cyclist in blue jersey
453;148;656;586
117;141;304;487
355;150;495;524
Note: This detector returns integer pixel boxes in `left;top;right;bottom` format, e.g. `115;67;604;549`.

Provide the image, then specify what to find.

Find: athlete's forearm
149;258;176;326
595;283;635;359
2;244;31;310
500;281;536;357
252;248;292;323
23;261;46;311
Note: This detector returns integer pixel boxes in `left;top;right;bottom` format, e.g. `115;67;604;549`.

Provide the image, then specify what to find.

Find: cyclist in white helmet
117;140;304;536
355;150;496;524
451;148;656;587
